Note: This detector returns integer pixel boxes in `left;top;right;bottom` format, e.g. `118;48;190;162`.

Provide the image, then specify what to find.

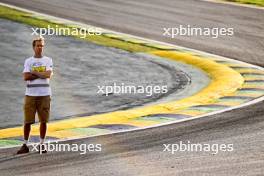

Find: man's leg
40;122;47;142
17;96;36;154
23;96;36;142
39;122;47;154
37;96;51;153
17;123;31;154
24;123;31;144
38;96;50;143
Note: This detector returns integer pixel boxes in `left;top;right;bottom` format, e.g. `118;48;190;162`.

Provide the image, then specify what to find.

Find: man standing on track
17;36;53;154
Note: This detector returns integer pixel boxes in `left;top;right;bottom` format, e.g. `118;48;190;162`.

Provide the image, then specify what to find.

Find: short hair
32;36;45;47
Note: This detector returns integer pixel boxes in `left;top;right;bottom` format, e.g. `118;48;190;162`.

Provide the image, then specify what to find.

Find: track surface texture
0;0;263;175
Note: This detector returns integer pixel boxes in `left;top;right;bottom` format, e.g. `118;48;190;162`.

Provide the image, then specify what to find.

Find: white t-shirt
23;56;53;96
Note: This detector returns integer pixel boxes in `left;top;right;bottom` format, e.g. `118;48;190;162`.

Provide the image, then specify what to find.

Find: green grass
225;0;264;6
0;5;155;53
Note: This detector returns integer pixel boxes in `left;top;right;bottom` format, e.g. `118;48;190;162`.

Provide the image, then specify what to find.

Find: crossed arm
23;70;53;81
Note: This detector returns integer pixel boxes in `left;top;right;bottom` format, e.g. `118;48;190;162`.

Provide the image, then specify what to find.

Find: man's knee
40;122;47;129
24;123;32;128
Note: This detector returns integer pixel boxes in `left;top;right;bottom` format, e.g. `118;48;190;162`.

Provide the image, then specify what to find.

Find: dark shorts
23;95;51;124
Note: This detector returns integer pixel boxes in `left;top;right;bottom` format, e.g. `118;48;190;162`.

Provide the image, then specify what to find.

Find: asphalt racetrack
0;0;263;175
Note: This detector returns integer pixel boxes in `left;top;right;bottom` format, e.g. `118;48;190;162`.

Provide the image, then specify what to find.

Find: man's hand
23;70;52;81
31;70;52;79
23;72;39;81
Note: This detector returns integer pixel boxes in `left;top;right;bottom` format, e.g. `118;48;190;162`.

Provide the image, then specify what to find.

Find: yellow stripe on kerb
0;51;244;139
150;51;244;107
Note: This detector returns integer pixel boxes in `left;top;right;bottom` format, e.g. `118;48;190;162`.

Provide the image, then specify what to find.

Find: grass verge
0;5;155;53
225;0;264;6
